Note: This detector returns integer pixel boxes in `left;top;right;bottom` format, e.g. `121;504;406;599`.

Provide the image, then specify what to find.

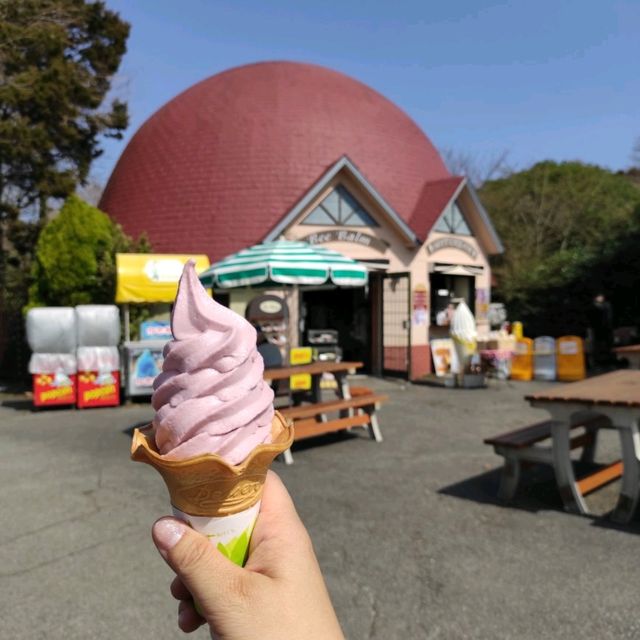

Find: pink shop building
100;61;503;380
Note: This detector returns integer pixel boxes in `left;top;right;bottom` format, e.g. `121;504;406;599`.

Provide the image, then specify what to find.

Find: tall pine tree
0;0;129;378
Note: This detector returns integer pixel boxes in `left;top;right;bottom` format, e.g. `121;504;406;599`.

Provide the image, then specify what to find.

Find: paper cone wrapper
452;336;476;374
131;411;293;565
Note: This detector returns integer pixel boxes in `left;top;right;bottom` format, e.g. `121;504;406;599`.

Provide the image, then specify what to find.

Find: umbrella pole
124;303;130;342
280;284;301;359
294;283;300;350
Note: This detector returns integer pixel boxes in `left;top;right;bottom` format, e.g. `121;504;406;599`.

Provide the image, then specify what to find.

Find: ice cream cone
131;411;293;565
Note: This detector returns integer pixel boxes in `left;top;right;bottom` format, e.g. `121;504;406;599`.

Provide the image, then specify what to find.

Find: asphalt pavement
1;377;638;639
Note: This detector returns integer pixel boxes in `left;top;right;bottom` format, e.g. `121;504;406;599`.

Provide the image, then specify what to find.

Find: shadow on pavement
122;420;153;438
590;517;640;535
441;465;640;532
1;398;50;412
439;466;566;514
289;429;359;455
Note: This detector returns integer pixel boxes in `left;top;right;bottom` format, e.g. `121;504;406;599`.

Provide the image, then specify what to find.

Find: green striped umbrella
198;240;368;289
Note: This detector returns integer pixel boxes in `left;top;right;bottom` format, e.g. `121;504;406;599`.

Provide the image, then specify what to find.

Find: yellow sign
290;347;313;365
290;347;313;390
83;384;117;402
115;253;210;303
41;387;74;402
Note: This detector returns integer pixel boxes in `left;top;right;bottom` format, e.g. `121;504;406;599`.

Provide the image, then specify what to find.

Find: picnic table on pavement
526;370;640;523
264;361;387;464
264;360;363;404
614;344;640;369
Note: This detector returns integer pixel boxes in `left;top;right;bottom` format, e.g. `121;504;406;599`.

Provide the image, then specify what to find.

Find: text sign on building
412;284;428;326
426;237;478;260
301;230;387;253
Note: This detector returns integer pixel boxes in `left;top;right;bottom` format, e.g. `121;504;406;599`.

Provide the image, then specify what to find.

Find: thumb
152;517;249;617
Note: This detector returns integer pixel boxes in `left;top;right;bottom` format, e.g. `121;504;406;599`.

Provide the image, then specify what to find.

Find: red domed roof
100;61;450;260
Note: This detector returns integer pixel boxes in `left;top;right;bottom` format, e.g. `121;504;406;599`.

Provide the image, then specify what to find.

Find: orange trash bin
510;337;533;381
556;336;586;381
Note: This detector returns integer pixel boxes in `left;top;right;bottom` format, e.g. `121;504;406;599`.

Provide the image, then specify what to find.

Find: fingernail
178;607;190;627
153;518;187;557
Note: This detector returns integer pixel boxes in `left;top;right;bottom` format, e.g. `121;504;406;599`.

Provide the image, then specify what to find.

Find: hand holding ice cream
152;472;345;639
131;259;293;568
134;261;340;638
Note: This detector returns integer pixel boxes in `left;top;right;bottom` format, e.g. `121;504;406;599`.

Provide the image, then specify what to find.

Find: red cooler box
32;372;77;407
29;354;77;408
76;347;121;408
77;370;120;408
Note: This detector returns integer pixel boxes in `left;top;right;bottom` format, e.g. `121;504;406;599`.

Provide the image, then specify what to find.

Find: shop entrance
301;287;372;370
430;272;475;325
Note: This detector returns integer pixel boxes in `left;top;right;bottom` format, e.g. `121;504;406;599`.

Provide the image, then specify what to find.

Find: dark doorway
212;291;230;308
429;273;475;324
301;287;371;370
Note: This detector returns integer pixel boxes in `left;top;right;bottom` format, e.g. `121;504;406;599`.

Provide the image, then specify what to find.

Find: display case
124;340;168;396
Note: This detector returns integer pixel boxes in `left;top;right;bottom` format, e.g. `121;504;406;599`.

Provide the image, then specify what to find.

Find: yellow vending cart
116;253;210;397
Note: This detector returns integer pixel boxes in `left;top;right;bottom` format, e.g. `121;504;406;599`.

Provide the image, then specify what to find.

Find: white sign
301;230;388;252
426;237;478;259
143;259;185;282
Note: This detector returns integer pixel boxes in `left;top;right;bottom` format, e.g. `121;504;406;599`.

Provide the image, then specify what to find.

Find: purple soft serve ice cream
151;260;275;464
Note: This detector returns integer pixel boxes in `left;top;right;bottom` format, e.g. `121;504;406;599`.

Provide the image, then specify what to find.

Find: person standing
587;293;613;369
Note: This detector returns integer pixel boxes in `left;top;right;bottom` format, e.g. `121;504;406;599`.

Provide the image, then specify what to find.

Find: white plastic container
75;305;121;347
26;307;77;353
534;336;556;381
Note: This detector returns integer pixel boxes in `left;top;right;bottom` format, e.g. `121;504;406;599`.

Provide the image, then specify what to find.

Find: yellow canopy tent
116;253;210;340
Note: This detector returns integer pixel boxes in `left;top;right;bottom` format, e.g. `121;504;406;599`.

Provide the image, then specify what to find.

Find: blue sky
95;0;640;183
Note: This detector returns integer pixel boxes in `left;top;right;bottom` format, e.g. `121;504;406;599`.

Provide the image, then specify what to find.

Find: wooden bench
279;392;387;464
484;416;621;501
348;386;373;397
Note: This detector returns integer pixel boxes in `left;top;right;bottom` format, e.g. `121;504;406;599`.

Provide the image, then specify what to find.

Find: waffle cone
131;411;293;517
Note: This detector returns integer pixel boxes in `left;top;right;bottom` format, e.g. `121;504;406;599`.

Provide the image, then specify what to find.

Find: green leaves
481;161;640;335
0;0;130;219
27;194;148;309
216;529;252;567
0;1;129;376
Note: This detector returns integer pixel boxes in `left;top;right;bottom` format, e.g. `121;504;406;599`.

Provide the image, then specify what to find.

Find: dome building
101;61;502;379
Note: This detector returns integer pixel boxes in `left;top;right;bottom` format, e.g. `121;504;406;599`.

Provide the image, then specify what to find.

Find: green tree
28;194;149;308
481;161;640;299
0;0;129;377
505;216;640;338
0;0;129;221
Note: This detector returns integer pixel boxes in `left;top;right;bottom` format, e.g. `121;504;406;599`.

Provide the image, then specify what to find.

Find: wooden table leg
611;419;640;524
311;373;322;404
551;420;590;515
335;373;352;418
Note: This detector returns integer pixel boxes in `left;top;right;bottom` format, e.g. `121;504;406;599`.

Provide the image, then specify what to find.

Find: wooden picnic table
263;361;387;464
526;370;640;523
264;360;363;404
614;344;640;369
